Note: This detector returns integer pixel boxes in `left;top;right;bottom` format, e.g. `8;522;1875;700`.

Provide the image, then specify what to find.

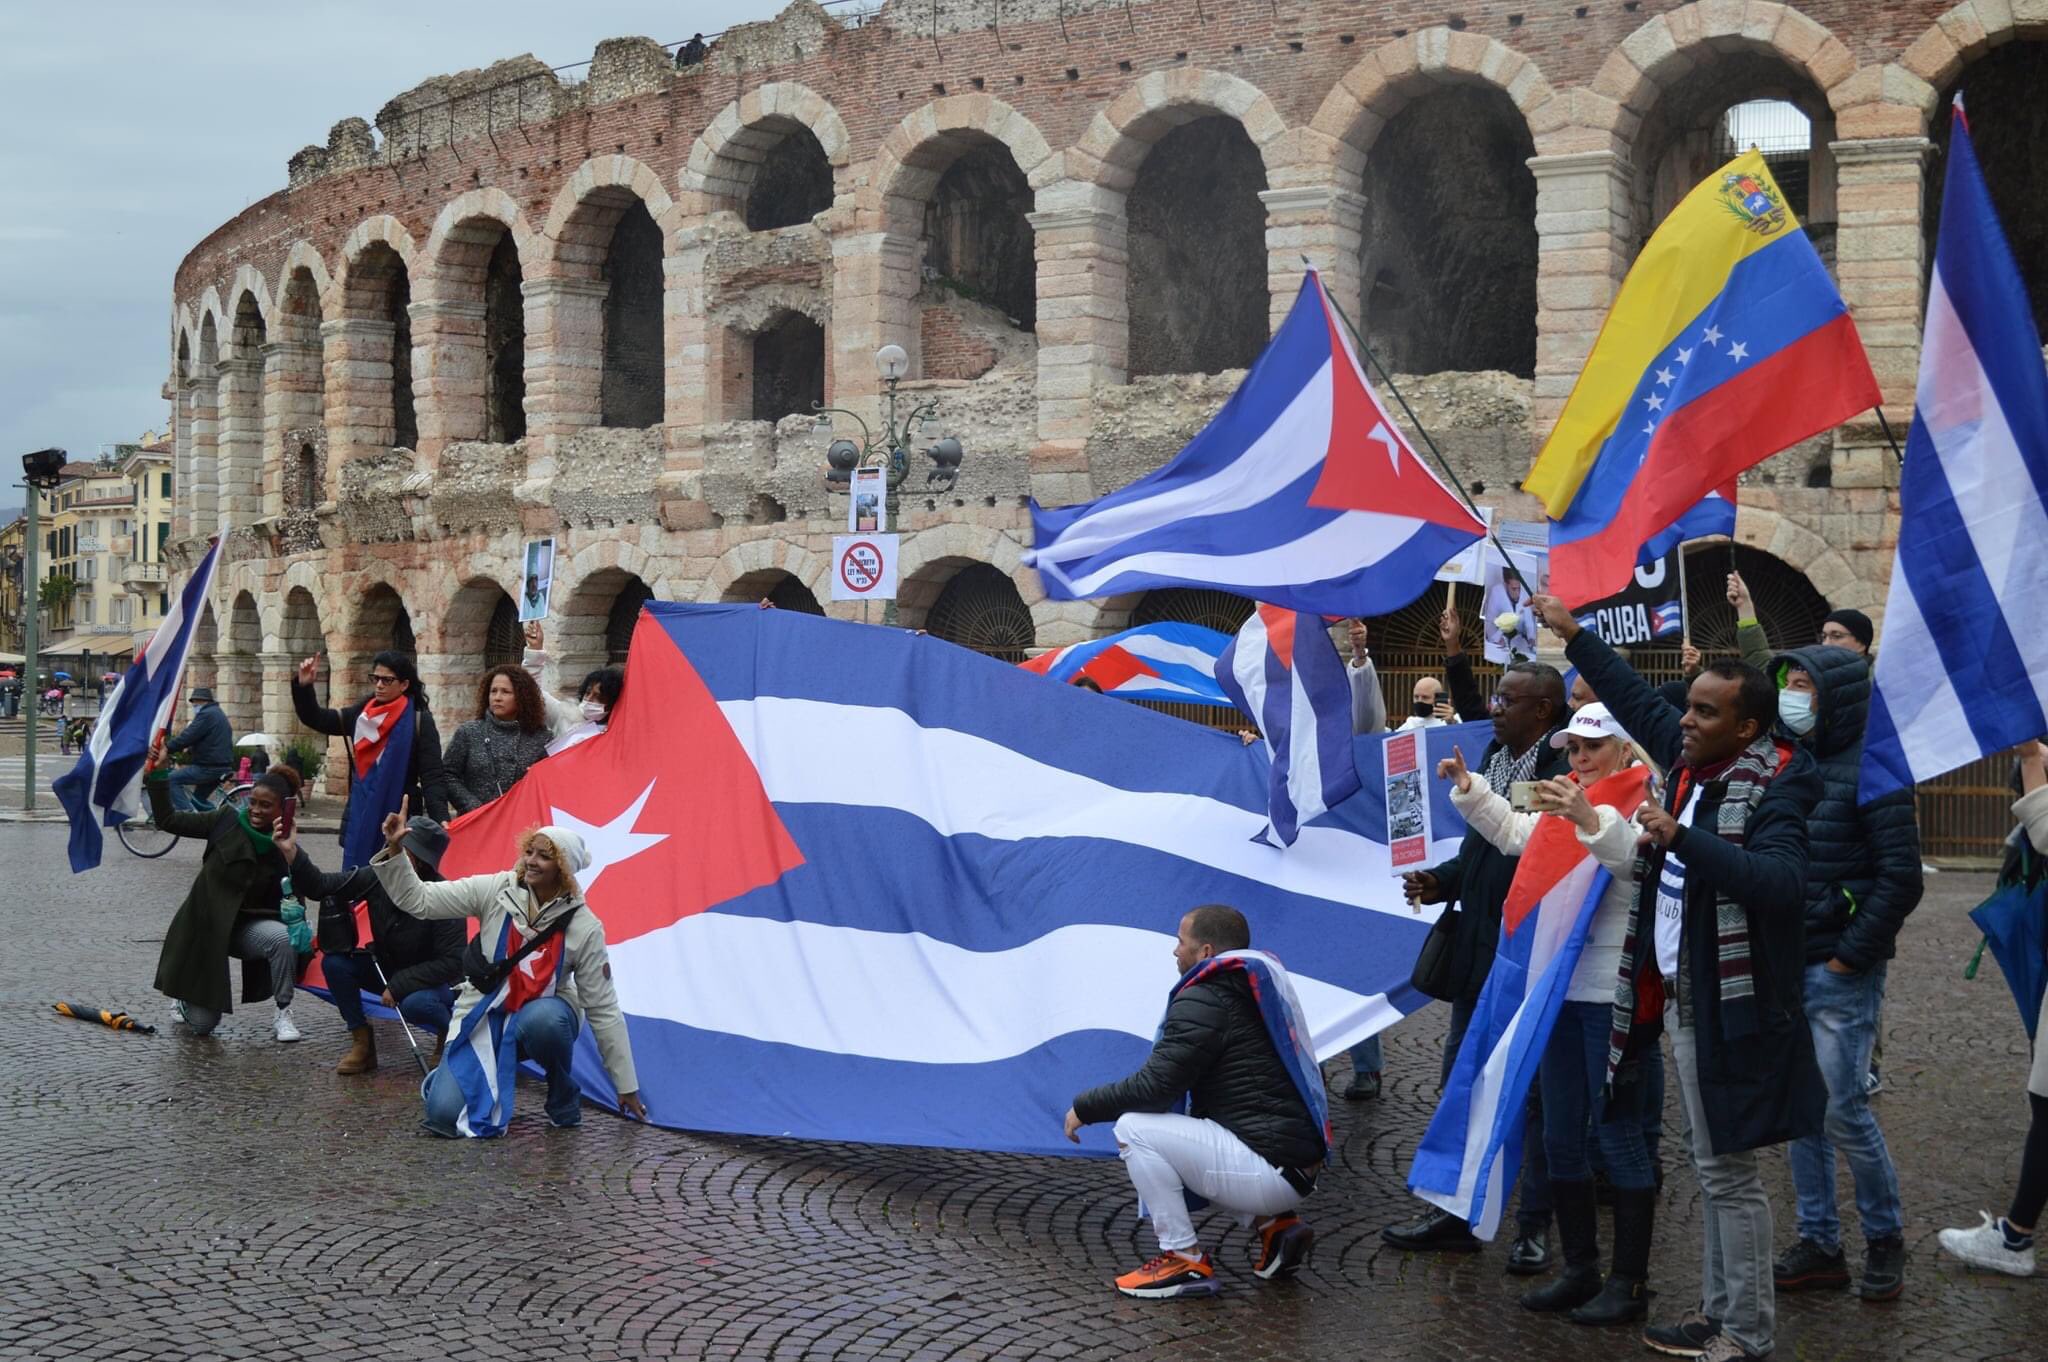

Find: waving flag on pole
1020;621;1234;706
54;537;222;872
1025;271;1485;616
1862;97;2048;801
438;603;1483;1155
1528;149;1879;606
1409;764;1652;1237
1215;607;1361;847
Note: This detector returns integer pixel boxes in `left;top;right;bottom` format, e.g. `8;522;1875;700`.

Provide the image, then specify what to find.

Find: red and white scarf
351;693;409;779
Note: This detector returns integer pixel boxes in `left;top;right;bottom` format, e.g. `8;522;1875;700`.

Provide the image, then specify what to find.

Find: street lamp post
816;345;965;625
19;448;68;811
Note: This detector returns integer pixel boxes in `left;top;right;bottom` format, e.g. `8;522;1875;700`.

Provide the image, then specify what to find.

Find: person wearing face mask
522;621;625;750
1441;704;1664;1324
442;665;553;814
1763;646;1922;1306
371;796;649;1136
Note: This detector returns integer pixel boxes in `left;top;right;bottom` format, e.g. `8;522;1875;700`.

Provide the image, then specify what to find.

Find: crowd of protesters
119;577;2048;1352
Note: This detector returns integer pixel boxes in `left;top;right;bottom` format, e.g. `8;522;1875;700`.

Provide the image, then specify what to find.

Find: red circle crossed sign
838;539;886;594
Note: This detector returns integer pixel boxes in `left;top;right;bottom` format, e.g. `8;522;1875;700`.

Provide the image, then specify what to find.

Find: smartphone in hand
278;795;298;839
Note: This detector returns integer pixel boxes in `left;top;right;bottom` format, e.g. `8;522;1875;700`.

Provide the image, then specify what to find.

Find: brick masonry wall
161;0;2025;762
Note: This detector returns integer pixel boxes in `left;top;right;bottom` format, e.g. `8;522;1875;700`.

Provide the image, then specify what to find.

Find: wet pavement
1;821;2042;1360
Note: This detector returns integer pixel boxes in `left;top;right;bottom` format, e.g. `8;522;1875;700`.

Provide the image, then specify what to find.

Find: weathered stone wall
169;0;2029;759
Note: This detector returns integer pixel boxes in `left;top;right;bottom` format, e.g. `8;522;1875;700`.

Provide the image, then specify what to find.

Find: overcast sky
0;1;781;487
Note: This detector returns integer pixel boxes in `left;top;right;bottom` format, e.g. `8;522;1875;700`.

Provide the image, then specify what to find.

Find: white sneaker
170;999;189;1029
1938;1211;2036;1277
273;1006;303;1043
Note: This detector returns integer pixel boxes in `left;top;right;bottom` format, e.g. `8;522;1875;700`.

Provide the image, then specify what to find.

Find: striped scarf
1479;736;1547;797
1605;734;1792;1086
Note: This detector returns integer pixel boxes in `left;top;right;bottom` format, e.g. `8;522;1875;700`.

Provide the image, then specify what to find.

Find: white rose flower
1494;610;1521;637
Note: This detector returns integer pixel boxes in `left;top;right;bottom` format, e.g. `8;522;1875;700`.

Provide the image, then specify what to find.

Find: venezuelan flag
1528;150;1881;605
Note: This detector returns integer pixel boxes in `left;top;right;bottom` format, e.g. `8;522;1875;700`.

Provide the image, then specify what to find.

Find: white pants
1114;1112;1303;1253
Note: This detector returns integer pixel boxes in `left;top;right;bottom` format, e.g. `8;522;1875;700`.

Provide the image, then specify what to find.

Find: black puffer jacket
1072;971;1324;1170
299;859;466;1001
1771;645;1924;969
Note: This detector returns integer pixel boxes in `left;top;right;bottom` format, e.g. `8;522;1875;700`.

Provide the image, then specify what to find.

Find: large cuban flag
54;537;222;872
1019;621;1234;707
1862;96;2048;802
1024;270;1486;617
440;603;1484;1156
1408;765;1652;1237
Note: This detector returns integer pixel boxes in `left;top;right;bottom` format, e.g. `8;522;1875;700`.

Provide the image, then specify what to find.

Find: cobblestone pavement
3;822;2043;1361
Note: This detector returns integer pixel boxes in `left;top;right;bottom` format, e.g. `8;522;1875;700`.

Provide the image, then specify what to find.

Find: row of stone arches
177;5;2048;542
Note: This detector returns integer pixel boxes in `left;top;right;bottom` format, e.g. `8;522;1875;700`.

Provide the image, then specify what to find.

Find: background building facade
164;0;2044;843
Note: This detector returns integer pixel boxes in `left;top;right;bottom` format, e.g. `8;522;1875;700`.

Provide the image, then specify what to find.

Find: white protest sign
832;533;899;602
1434;506;1494;586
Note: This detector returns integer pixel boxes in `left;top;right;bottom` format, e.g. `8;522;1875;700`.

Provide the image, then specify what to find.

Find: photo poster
1481;521;1549;664
1385;730;1432;871
518;537;556;624
849;465;888;533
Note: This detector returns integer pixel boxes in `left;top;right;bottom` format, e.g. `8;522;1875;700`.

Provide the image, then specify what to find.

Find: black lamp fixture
22;448;66;489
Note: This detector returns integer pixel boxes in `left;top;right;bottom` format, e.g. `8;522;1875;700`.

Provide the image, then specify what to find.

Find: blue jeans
1789;961;1905;1249
1350;1033;1382;1075
167;764;230;812
1540;1000;1655;1189
422;996;582;1135
321;952;454;1035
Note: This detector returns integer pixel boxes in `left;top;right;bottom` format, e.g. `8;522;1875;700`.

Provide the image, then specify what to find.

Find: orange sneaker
1251;1214;1315;1280
1114;1250;1219;1298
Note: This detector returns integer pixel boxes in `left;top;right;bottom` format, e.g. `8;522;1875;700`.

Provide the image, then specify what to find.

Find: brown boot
336;1026;377;1075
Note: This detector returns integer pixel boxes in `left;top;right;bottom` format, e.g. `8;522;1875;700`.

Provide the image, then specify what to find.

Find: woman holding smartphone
142;739;317;1044
1439;703;1663;1326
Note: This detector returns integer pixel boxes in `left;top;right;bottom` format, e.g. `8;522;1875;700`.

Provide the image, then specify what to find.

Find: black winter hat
1822;608;1875;651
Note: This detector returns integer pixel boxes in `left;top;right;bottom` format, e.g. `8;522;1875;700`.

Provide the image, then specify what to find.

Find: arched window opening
925;142;1036;329
1130;587;1254;635
1127;116;1269;377
746;125;834;231
484;593;522;669
294;444;318;509
485;233;526;442
751;313;826;423
1635;54;1835;267
346;242;418;450
606;578;654;664
925;563;1035;662
1360;85;1536;378
600;202;665;429
1929;42;2048;339
232;292;266;358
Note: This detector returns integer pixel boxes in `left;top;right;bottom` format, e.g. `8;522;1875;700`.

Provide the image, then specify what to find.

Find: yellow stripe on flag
1525;150;1802;517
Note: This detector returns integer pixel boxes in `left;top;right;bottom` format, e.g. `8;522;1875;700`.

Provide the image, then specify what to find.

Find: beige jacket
2017;783;2048;857
372;849;639;1096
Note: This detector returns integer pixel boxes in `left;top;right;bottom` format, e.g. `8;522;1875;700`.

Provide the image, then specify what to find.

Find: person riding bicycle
164;687;236;812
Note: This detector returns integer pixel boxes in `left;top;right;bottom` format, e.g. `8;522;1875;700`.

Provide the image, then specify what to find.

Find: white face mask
1778;688;1818;736
580;699;608;723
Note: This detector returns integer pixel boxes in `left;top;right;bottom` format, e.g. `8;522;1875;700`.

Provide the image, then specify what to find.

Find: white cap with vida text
1550;702;1631;748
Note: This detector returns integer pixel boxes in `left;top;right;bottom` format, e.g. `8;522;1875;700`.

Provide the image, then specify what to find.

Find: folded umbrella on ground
52;1002;157;1035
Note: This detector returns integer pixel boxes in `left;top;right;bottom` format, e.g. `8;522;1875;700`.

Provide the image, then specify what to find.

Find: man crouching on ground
1063;905;1332;1298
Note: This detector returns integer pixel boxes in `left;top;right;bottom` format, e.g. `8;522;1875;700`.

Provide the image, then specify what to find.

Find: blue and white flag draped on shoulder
1169;950;1332;1158
1216;606;1361;847
441;601;1492;1156
54;537;222;872
1024;271;1486;616
341;699;416;869
1409;765;1652;1238
1862;97;2048;802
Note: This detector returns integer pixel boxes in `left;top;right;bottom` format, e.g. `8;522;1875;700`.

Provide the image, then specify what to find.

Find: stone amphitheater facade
166;0;2041;770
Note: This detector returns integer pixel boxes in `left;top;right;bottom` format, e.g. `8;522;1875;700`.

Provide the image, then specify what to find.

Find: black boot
1521;1178;1602;1312
1573;1185;1655;1325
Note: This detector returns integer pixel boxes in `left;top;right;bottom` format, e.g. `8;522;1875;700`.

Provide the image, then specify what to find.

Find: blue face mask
1778;688;1818;736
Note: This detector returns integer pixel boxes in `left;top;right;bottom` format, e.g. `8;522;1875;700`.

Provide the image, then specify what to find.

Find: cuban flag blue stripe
1862;99;2048;802
1215;608;1363;847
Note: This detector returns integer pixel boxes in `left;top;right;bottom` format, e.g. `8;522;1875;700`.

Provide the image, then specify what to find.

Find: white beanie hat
534;825;591;875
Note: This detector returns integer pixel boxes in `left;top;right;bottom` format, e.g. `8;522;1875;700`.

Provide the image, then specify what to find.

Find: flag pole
1872;405;1906;463
1308;258;1537;597
1676;542;1693;647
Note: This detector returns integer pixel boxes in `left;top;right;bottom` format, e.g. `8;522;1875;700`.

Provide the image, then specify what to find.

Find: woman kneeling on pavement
369;797;648;1136
1442;702;1662;1324
297;815;465;1075
143;743;316;1043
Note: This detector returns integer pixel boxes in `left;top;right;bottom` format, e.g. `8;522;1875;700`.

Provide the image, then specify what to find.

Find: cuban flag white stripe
1119;636;1227;672
717;696;1430;918
609;917;1403;1065
1028;362;1336;565
1873;536;1970;781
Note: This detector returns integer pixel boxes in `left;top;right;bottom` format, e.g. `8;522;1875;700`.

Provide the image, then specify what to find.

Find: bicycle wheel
117;814;178;859
221;784;253;814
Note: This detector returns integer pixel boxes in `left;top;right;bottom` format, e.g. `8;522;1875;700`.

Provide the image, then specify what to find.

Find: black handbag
463;906;579;996
1408;905;1461;1002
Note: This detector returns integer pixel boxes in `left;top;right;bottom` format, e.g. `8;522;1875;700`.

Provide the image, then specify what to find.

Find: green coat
147;777;315;1015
